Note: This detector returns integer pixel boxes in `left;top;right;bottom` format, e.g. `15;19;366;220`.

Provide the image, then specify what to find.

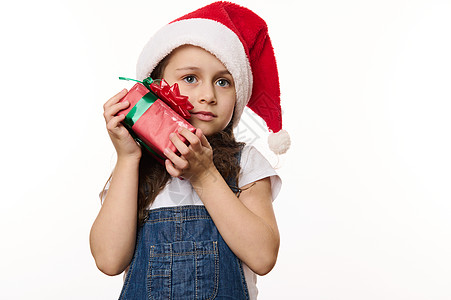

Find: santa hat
136;1;290;154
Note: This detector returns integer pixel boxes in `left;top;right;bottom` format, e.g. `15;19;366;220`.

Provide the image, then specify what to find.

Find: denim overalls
119;149;250;299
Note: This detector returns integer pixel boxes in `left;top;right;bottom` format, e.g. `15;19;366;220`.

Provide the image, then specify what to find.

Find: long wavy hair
103;53;245;226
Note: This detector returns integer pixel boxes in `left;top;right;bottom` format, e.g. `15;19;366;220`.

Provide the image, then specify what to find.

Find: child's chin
190;121;225;137
198;126;217;137
200;128;214;136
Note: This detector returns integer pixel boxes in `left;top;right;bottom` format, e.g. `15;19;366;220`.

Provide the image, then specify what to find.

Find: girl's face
162;45;236;136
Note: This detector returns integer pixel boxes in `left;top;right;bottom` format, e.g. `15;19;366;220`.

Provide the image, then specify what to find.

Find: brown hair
103;51;245;226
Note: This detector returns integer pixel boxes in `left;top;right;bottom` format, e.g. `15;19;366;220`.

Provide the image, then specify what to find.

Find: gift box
116;77;196;164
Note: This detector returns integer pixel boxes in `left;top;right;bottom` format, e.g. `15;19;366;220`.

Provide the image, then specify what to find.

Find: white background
1;0;450;299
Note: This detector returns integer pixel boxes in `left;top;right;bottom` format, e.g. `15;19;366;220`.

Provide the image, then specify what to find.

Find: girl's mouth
191;111;216;121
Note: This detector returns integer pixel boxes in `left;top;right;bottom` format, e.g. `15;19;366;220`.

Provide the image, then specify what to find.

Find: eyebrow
175;66;232;76
175;66;200;71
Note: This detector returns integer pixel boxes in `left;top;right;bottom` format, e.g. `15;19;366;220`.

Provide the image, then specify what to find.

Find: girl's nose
198;83;216;104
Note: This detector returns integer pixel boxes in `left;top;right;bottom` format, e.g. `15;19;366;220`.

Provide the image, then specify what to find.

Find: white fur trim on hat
136;18;253;128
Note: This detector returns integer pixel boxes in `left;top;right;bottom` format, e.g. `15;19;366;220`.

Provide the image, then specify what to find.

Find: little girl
90;2;290;299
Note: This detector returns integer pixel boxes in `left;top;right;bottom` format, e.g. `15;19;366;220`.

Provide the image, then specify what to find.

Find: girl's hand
164;128;215;183
103;89;141;160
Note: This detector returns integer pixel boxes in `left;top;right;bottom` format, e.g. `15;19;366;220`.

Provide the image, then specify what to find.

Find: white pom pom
268;130;291;154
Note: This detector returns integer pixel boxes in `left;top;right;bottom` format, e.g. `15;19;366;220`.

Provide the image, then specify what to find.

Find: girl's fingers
165;159;182;178
169;132;192;157
164;147;189;171
103;89;128;110
196;128;212;149
103;100;130;123
106;115;129;139
177;127;203;152
106;114;126;134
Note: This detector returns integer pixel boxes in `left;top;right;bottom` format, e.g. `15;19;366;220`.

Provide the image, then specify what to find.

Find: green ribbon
123;92;158;127
119;76;159;127
119;76;164;161
119;76;155;90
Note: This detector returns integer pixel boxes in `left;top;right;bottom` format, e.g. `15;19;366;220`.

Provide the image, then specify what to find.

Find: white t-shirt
150;145;281;209
101;145;282;299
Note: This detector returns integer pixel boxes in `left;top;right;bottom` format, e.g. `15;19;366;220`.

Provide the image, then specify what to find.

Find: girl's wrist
116;153;142;165
189;165;220;190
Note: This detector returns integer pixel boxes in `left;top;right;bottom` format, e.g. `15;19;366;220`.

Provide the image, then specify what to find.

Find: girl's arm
194;171;278;276
165;128;280;275
89;89;142;276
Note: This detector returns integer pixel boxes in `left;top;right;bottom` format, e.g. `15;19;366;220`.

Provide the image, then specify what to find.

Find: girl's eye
183;75;197;84
216;79;230;87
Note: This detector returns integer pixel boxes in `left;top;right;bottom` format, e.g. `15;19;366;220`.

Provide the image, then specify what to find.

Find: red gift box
116;79;196;164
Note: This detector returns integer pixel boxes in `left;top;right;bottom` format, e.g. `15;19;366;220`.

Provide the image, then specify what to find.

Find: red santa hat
136;1;290;154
